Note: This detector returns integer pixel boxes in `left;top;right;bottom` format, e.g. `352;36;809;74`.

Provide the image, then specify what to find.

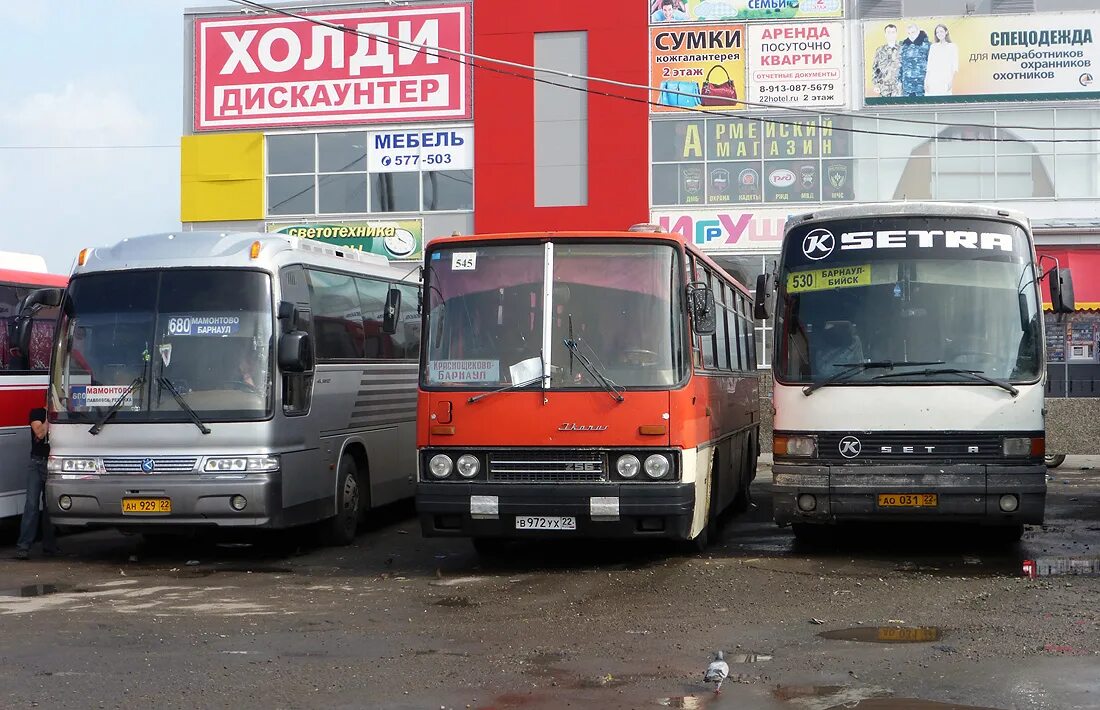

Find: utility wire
0;144;177;150
227;0;1100;142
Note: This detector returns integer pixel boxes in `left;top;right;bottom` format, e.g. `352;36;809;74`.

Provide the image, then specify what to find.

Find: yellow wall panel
180;133;264;222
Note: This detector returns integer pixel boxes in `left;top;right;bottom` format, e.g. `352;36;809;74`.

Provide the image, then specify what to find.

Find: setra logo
838;436;862;459
801;228;836;260
141;458;156;473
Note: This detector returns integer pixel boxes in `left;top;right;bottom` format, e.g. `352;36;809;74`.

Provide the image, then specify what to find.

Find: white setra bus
761;203;1074;542
19;232;420;544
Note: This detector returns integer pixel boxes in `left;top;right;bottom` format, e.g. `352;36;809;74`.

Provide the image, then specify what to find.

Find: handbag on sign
701;65;738;107
658;80;701;108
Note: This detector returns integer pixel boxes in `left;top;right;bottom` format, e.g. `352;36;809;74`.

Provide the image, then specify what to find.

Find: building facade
181;0;1100;373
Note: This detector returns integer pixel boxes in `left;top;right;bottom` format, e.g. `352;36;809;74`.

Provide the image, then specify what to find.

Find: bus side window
0;285;22;370
700;269;717;370
726;288;741;372
397;284;421;360
309;270;366;360
716;283;731;371
356;277;398;359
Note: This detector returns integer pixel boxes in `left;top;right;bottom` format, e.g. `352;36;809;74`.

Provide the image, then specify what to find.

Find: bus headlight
50;457;101;474
456;454;480;478
1003;437;1040;457
644;454;670;479
616;454;641;479
429;454;454;479
775;435;816;458
204;456;279;473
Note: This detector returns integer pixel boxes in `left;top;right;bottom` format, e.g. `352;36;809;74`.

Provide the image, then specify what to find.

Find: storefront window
266;128;474;217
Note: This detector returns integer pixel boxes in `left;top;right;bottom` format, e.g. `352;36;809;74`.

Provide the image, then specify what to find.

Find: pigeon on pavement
703;650;730;694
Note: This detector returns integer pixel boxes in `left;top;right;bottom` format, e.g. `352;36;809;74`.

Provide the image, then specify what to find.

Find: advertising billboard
651;24;747;112
648;0;842;23
747;22;845;108
268;219;423;260
651;115;854;206
652;207;794;252
862;12;1099;105
195;5;471;130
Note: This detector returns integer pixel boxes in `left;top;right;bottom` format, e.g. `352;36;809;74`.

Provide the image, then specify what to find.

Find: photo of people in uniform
868;20;960;100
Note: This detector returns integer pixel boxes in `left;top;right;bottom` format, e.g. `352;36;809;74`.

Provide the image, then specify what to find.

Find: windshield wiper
564;339;624;402
157;376;211;434
88;375;145;435
467;375;547;404
803;360;946;396
873;367;1019;397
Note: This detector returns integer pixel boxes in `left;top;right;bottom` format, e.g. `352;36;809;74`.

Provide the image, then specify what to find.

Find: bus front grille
102;457;199;473
488;451;607;483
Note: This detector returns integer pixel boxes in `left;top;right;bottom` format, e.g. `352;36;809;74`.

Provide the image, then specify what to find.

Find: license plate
122;498;171;514
515;516;576;530
877;493;937;508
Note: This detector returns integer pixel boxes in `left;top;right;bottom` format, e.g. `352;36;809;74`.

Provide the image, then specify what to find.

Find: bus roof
0;269;67;288
72;231;415;281
0;250;49;273
784;202;1031;232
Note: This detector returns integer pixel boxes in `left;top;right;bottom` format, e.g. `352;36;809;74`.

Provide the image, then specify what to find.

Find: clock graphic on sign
383;229;417;258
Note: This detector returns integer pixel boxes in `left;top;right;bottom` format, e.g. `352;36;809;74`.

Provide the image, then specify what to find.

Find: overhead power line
227;0;1100;143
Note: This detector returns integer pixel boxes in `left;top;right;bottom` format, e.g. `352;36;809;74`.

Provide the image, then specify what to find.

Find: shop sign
747;22;845;108
367;127;472;173
652;208;798;251
650;116;854;205
862;12;1100;105
269;219;423;260
651;23;747;113
648;0;842;23
195;5;471;130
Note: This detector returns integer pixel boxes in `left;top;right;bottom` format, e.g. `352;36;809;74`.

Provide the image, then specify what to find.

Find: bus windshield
776;218;1042;385
51;269;273;422
424;241;684;389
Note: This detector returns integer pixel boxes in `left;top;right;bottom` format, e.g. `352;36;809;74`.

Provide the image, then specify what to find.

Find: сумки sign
194;5;470;130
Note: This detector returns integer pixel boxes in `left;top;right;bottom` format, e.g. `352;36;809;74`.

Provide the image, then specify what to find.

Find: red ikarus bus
416;227;760;550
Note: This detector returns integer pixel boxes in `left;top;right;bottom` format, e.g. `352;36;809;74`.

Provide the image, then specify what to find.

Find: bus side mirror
21;288;63;312
277;300;296;321
754;274;771;320
688;282;716;335
382;288;402;335
1050;267;1075;314
278;331;313;373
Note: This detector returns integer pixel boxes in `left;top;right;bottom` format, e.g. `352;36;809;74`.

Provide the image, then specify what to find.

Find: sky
0;0;199;273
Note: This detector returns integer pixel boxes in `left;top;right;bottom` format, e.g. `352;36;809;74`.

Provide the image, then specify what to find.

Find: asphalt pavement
0;457;1097;709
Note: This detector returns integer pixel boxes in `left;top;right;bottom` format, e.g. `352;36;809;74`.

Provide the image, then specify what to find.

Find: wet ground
0;457;1097;709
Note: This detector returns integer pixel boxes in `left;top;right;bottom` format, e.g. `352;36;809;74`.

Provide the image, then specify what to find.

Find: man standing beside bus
15;405;57;560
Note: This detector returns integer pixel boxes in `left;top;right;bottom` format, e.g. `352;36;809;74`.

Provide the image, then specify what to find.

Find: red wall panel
473;0;650;233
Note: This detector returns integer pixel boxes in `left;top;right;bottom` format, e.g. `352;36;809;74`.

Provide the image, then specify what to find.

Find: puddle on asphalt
818;626;942;643
658;696;705;708
0;584;73;598
825;700;998;709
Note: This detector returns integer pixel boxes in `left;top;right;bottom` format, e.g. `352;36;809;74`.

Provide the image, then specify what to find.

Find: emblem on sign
801;228;836;260
838;436;862;459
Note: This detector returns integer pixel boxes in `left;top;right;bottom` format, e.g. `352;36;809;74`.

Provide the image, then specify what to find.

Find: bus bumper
416;482;696;539
771;463;1045;526
44;474;282;529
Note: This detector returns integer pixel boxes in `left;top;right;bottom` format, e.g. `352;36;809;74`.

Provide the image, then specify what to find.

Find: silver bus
25;232;420;544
